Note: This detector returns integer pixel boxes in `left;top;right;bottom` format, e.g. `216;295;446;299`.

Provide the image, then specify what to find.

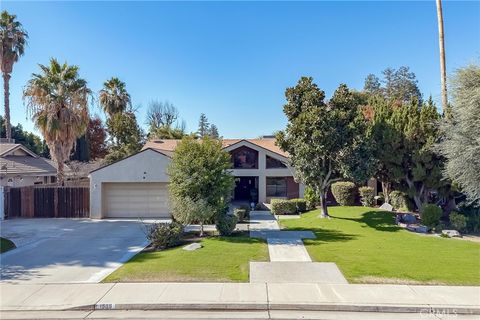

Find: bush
389;191;410;211
270;199;297;215
233;208;248;222
459;203;480;233
449;212;467;232
304;186;319;209
146;221;183;249
420;204;443;228
358;186;375;207
290;198;307;213
331;181;356;206
216;214;238;236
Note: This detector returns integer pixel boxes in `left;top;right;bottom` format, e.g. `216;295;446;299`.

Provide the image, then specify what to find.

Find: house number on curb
96;304;115;310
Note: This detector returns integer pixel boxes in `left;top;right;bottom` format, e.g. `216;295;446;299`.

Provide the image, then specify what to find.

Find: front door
234;177;258;202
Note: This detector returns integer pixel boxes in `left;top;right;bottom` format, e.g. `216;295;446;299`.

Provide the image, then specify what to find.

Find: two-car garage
89;148;172;219
103;182;170;218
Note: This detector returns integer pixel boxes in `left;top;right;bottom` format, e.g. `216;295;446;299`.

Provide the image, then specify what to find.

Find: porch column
258;175;266;204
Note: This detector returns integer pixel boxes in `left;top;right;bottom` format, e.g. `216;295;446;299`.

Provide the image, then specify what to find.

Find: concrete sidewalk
1;282;479;314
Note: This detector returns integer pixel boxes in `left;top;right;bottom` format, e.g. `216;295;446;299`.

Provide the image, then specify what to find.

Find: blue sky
2;1;479;138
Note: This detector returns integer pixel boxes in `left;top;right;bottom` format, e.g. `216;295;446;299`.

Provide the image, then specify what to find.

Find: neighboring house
0;142;57;187
89;137;305;219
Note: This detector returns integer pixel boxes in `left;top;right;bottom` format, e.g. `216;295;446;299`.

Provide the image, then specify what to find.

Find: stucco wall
0;175;55;187
89;149;171;219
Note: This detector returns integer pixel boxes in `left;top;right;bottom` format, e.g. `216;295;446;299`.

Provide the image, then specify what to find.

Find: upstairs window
266;155;287;169
231;146;258;169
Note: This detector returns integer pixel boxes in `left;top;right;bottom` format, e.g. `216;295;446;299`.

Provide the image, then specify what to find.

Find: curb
62;303;480;315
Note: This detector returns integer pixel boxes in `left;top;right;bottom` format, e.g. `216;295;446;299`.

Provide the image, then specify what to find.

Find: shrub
270;199;297;215
216;214;238;236
420;204;443;228
170;196;215;237
331;181;356;206
290;198;307;213
233;208;248;222
304;186;319;209
146;221;183;249
358;186;375;207
459;203;480;233
449;212;467;232
389;191;410;211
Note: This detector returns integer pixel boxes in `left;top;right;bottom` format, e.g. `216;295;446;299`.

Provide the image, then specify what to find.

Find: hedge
270;198;307;215
358;186;375;207
331;181;356;206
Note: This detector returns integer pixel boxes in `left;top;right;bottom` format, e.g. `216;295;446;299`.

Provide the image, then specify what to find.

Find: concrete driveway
0;218;155;284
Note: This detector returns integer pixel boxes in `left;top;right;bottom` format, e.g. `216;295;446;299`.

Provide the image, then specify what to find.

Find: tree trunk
381;181;391;204
57;161;65;186
318;189;329;218
436;0;448;113
199;222;204;237
3;73;12;141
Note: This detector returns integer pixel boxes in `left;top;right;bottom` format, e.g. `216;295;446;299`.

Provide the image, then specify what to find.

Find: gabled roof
0;144;57;176
0;143;38;158
143;138;289;158
89;148;172;175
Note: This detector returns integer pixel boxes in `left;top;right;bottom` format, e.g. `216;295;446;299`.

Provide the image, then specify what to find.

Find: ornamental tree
438;64;480;205
167;136;234;235
277;77;373;217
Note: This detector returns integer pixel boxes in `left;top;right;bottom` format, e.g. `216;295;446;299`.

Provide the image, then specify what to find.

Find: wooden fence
4;186;89;219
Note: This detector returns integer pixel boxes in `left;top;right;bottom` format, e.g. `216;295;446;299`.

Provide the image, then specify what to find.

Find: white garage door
103;182;170;218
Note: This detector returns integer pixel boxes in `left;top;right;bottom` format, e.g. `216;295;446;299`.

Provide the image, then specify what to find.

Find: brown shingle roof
0;155;57;175
143;138;288;158
0;143;58;176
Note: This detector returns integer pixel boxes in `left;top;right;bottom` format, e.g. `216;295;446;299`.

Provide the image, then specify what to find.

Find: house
89;137;305;219
0;142;57;187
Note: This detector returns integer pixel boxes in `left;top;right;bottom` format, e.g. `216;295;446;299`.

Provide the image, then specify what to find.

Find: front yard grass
104;235;268;282
281;206;480;285
0;237;16;253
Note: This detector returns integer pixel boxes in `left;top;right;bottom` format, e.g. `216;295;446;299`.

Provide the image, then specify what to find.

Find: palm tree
436;0;448;113
0;10;28;141
99;77;131;117
23;58;91;185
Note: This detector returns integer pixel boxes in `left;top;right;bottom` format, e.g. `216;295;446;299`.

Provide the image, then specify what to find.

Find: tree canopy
438;64;480;205
277;77;373;217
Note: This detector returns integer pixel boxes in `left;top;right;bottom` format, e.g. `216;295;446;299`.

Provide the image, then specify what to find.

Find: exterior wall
227;143;304;203
89;149;171;219
0;175;56;187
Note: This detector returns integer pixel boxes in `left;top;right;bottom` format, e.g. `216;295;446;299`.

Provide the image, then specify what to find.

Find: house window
266;155;287;169
266;177;287;197
231;146;258;169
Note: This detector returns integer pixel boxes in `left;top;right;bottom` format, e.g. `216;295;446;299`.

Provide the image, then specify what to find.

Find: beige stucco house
0;142;57;187
89;137;305;219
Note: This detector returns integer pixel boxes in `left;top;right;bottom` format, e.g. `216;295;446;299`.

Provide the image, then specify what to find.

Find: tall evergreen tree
197;113;210;138
438;64;480;205
208;124;219;139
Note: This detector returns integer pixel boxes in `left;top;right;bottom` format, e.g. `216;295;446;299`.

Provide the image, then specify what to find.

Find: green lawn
281;206;480;285
104;235;268;282
0;237;16;253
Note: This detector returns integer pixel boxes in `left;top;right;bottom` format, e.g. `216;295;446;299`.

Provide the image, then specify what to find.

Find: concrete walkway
248;211;348;284
1;282;478;315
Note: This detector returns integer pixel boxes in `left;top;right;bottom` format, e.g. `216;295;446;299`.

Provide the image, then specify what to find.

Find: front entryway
234;177;258;202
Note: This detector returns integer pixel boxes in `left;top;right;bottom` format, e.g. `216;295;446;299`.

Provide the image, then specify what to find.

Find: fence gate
4;186;89;219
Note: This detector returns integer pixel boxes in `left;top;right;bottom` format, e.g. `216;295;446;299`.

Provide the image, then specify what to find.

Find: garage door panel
103;183;170;218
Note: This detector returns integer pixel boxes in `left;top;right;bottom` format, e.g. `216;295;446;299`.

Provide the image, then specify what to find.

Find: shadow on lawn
286;226;357;243
334;210;401;233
